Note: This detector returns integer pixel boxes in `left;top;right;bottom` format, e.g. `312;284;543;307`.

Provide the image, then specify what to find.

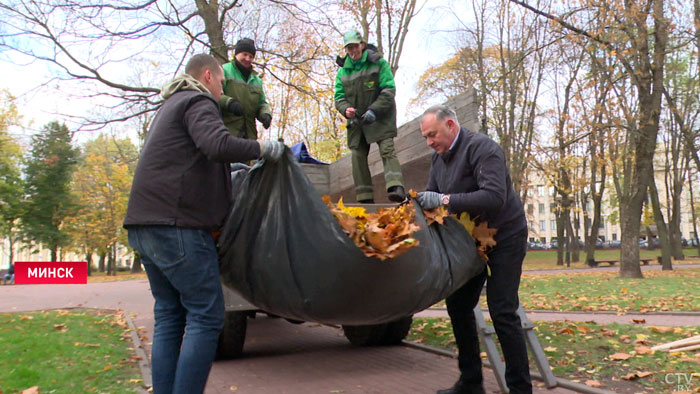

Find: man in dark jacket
124;53;284;394
334;30;405;203
416;105;531;394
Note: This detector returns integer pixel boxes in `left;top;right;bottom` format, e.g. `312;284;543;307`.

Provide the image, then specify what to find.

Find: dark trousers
446;228;532;394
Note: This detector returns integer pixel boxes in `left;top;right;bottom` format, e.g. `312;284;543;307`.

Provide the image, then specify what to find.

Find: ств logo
14;261;87;284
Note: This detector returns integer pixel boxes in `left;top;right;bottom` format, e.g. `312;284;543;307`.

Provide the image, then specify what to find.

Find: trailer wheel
380;315;413;345
342;323;388;346
216;311;248;359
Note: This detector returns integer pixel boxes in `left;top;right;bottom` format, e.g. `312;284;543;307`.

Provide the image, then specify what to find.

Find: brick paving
0;280;578;393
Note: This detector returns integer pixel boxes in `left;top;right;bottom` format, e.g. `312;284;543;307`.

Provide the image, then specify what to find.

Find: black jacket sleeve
183;96;261;162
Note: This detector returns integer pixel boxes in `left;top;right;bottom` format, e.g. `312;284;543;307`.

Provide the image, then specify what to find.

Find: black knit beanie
234;38;256;56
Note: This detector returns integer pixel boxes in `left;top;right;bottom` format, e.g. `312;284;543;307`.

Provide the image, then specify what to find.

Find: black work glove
361;109;376;124
227;99;243;116
260;113;272;129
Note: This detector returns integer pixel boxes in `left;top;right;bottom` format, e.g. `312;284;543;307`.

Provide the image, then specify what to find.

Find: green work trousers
351;136;404;202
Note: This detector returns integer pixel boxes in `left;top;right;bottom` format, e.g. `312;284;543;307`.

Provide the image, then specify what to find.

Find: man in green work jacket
334;30;405;203
220;38;272;140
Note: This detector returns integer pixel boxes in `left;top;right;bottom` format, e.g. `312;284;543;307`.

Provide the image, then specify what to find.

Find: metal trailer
217;285;414;359
216;163;413;359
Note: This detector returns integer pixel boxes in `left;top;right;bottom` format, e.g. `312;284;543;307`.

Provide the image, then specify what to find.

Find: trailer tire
342;323;388;346
216;311;247;359
381;315;413;345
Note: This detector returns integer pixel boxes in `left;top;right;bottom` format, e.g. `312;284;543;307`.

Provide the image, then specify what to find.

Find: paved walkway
0;281;579;394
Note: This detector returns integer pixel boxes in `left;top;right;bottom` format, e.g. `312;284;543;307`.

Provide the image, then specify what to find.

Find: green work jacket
334;49;397;149
219;61;271;140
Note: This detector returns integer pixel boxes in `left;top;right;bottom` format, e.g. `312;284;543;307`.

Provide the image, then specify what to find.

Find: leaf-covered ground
519;269;700;312
0;309;143;393
408;318;700;393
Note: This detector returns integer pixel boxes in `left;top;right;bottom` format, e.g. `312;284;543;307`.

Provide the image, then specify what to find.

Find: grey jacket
124;74;261;231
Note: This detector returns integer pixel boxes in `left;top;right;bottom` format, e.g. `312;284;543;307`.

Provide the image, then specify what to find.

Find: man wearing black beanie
219;38;272;141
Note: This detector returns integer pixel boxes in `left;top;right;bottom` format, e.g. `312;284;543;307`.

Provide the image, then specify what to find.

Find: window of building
550;220;556;230
612;233;617;241
539;220;545;231
537;185;545;197
527;204;534;214
539;203;545;214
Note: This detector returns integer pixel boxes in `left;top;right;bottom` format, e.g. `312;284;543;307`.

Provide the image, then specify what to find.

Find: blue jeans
446;228;532;394
128;226;224;394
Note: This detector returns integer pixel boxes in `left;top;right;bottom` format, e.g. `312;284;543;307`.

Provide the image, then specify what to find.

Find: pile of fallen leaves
322;196;420;260
422;204;497;261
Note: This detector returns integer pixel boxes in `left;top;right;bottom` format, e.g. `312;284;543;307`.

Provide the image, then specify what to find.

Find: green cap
343;30;363;47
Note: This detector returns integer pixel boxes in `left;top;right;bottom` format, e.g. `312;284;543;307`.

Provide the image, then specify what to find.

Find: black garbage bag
219;149;484;325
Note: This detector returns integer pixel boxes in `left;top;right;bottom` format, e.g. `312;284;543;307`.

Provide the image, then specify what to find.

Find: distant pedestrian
2;263;14;285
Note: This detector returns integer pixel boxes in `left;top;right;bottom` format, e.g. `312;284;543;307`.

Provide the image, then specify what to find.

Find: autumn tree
339;0;422;74
0;1;331;130
511;0;670;278
0;91;24;268
67;135;137;275
22;121;79;261
412;0;550;197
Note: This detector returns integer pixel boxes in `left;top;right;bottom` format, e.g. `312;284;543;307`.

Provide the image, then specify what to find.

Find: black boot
436;380;485;394
387;186;405;202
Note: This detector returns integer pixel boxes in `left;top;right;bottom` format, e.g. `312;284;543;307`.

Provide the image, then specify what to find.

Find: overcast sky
0;0;472;146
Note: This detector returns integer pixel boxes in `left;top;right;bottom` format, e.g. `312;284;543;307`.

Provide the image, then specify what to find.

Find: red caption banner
14;261;87;284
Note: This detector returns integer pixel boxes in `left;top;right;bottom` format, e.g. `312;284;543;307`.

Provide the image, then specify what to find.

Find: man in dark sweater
416;105;531;394
124;54;284;394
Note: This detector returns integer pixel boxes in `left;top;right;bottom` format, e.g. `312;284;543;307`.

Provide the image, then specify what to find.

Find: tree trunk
8;236;14;271
195;0;228;63
130;251;142;273
648;174;673;270
85;251;92;276
50;247;57;262
619;194;644;278
555;210;566;266
567;215;579;263
107;246;115;276
98;251;106;272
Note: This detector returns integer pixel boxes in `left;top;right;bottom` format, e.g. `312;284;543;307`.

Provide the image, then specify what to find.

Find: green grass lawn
519;268;700;312
431;268;700;313
0;309;143;394
408;318;700;393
